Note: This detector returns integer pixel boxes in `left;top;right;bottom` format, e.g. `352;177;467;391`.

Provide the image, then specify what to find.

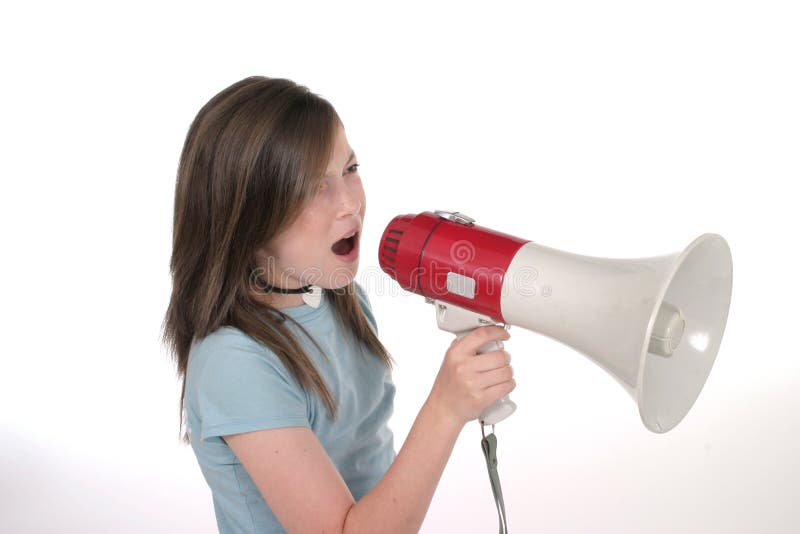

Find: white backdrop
1;1;798;532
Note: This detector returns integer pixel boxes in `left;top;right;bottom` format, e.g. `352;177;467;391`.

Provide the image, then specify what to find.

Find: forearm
343;397;464;534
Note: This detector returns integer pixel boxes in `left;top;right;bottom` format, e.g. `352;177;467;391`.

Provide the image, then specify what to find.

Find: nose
337;182;362;217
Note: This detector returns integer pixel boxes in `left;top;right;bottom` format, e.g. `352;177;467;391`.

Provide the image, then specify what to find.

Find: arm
223;427;355;533
224;399;460;534
224;325;514;534
341;396;463;534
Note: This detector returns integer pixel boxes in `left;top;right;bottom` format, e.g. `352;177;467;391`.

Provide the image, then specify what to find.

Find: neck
255;290;307;309
250;271;317;308
251;278;318;308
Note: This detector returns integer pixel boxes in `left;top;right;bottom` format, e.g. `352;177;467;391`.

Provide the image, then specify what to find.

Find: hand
427;325;516;427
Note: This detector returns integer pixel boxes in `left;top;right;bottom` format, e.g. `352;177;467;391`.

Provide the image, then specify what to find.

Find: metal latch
434;210;475;226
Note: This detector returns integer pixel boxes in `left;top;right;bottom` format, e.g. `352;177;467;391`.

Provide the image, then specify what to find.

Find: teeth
343;230;357;239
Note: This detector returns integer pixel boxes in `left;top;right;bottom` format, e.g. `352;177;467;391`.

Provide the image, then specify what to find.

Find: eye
346;163;360;174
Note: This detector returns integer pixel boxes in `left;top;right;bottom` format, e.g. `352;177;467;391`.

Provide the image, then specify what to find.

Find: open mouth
331;231;359;257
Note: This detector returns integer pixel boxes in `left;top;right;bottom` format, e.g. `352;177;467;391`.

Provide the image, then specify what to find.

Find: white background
1;1;798;532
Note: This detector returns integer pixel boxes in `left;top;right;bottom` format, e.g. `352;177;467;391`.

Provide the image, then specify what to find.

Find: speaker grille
381;229;402;263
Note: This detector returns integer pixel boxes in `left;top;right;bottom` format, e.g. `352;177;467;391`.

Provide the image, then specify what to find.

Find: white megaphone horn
378;210;733;433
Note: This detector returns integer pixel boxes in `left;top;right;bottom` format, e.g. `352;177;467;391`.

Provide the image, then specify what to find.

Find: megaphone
378;210;733;433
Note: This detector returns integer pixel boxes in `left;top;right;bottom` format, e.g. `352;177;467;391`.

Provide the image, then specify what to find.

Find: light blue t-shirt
185;284;396;534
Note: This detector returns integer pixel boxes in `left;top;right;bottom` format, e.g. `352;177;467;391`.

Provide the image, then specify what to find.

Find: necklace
256;279;323;309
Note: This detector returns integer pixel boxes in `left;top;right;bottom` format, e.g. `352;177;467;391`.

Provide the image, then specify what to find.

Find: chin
318;264;357;290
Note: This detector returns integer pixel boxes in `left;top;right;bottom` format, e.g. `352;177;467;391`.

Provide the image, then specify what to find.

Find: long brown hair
161;76;392;443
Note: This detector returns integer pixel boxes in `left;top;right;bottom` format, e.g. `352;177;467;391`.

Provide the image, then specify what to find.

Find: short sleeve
354;281;378;335
192;344;310;442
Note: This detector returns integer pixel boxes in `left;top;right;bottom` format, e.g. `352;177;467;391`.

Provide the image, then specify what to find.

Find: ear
248;246;270;283
252;246;266;266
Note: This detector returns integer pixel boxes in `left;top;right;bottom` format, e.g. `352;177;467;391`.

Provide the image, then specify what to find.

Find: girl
162;76;515;534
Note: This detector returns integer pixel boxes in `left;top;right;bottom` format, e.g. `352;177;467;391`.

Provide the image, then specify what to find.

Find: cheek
269;232;304;263
285;226;330;263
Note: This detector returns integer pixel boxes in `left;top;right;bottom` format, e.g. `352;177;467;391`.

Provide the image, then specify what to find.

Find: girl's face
252;122;365;306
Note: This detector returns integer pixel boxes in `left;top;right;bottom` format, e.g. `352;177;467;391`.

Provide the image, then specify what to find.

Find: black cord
255;277;313;294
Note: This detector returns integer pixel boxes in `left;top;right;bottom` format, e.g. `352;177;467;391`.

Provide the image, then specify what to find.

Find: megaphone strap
481;425;509;534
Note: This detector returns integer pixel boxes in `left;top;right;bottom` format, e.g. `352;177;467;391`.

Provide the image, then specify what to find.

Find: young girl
162;76;515;534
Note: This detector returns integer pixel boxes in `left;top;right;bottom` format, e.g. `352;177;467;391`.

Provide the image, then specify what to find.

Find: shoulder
187;326;300;393
186;326;310;441
191;325;263;356
189;326;265;371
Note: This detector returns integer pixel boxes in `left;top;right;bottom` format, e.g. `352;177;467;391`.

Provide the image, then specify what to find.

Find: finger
473;350;511;372
484;378;516;400
477;365;514;389
457;325;510;356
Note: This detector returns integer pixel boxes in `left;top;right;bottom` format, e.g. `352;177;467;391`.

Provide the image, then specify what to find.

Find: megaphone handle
454;331;518;426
